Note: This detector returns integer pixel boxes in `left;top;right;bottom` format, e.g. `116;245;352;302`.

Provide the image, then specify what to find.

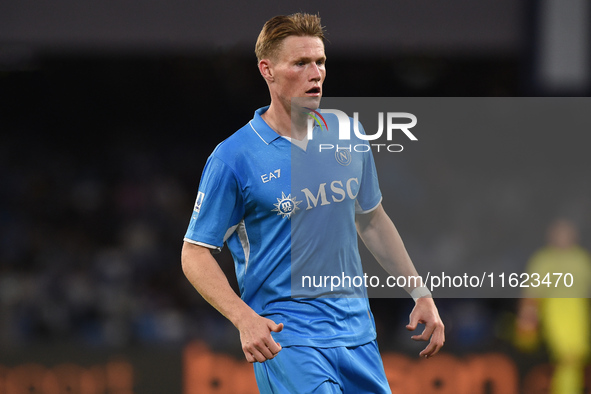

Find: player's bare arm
355;203;445;358
181;242;283;363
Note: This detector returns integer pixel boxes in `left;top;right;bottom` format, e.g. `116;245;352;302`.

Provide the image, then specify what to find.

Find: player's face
270;35;326;110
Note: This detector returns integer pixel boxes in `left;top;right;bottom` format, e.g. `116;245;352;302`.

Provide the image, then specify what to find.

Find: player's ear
259;59;274;82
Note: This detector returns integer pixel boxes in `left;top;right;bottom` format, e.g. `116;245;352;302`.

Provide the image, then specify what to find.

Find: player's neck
263;101;308;141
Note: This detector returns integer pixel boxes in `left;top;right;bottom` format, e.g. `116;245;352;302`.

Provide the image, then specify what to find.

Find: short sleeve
354;122;382;213
184;154;245;251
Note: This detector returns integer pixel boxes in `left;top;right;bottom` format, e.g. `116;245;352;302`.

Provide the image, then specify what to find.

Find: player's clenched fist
237;313;284;363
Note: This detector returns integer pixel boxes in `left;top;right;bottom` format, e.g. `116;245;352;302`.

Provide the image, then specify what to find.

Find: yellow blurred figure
517;219;591;394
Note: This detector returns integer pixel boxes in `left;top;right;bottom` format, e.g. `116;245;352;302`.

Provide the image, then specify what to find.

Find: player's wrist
410;286;432;302
231;306;260;330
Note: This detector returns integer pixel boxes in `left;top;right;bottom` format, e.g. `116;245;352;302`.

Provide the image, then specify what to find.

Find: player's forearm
356;205;422;293
181;242;257;329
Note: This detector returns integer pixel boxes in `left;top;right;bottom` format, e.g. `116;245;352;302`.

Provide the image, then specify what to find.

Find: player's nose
309;63;322;81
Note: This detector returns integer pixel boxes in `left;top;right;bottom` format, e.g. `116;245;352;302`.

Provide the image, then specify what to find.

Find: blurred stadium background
1;0;590;392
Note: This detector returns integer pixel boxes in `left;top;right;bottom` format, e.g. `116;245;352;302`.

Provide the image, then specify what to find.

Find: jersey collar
249;106;283;145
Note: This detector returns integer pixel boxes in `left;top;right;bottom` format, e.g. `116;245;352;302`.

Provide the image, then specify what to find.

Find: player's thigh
340;340;391;394
542;298;590;359
253;346;342;394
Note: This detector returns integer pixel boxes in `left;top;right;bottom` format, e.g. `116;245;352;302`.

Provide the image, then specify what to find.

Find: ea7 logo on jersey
261;169;281;183
272;192;301;219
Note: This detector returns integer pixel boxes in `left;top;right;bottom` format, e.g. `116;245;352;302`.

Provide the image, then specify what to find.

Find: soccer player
517;219;591;394
181;13;444;393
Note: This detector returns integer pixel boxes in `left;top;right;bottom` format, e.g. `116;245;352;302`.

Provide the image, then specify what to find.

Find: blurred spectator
516;219;591;394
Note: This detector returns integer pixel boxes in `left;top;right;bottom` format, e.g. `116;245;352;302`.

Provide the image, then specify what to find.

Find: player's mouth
305;86;321;96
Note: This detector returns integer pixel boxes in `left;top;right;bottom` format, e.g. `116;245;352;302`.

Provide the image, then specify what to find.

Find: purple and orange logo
305;107;328;131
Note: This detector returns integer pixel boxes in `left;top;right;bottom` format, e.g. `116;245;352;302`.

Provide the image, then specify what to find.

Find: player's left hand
406;297;445;358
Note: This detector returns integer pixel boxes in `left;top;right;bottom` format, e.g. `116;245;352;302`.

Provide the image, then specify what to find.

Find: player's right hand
237;313;284;363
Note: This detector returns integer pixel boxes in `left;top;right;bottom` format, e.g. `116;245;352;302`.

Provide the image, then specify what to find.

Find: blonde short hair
255;13;325;62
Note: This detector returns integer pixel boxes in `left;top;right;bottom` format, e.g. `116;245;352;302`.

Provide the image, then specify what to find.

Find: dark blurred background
1;0;590;392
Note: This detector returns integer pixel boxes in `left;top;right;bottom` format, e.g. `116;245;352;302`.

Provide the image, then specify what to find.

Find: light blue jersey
184;106;382;348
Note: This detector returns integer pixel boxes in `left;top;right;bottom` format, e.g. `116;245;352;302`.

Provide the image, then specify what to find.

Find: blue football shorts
253;340;391;393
